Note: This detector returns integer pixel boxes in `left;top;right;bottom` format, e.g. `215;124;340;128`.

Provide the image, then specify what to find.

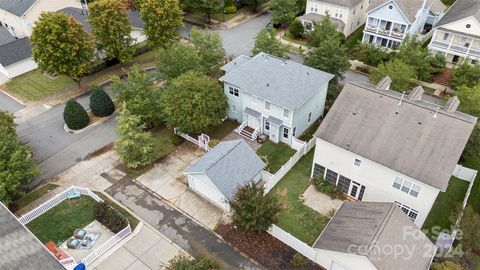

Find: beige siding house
300;0;370;36
0;0;82;38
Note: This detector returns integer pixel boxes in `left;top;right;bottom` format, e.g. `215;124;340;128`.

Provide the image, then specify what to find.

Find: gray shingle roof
0;27;15;46
426;0;447;15
221;55;252;73
244;107;261;118
0;0;37;16
314;202;436;270
300;13;346;32
316;0;363;7
219;53;334;110
314;82;477;191
58;7;144;33
0;38;33;67
367;0;425;23
436;0;480;27
185;140;265;200
0;202;65;270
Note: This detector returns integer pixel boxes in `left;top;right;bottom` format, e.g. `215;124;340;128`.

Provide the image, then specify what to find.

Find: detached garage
0;37;37;79
185;140;265;212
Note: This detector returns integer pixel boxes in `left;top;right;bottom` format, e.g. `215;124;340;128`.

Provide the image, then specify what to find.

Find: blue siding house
219;53;334;145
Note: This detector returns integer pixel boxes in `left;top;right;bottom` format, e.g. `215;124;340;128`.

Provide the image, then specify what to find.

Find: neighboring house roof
0;26;15;46
314;202;436;270
58;7;144;33
426;0;447;15
0;38;33;67
314;0;363;7
300;13;346;32
314;81;477;191
436;0;480;27
366;0;425;23
219;53;334;110
185;140;265;200
0;0;37;17
0;202;65;270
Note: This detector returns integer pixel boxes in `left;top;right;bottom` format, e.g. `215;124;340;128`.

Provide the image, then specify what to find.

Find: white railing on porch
236;121;247;134
18;186;103;225
251;127;260;141
263;137;316;194
81;224;132;266
174;128;210;152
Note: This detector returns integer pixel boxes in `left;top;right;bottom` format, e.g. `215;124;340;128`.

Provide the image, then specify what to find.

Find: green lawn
26;196;97;244
256;141;296;173
5;70;74;102
205;119;239;140
282;32;309;47
13;184;59;212
465;156;480;212
269;149;330;245
422;177;469;240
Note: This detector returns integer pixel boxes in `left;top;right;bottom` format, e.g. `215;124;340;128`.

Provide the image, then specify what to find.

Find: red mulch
216;224;325;270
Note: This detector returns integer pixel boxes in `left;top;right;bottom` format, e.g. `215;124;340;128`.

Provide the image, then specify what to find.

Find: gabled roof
0;0;37;17
0;202;65;270
314;81;477;191
366;0;425;23
314;0;363;7
219;53;334;110
436;0;480;27
0;27;15;46
57;7;144;34
185;140;265;200
314;202;436;270
221;55;251;73
0;38;33;67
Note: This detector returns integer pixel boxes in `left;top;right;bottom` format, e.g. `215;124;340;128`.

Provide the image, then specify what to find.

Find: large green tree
307;15;344;47
111;66;162;127
457;85;480;117
350;43;390;67
138;0;184;47
243;0;267;12
156;43;205;79
31;12;94;81
116;106;154;169
167;255;219;270
370;59;417;92
252;28;288;58
451;62;480;89
270;0;297;25
189;28;226;69
88;0;135;63
231;183;281;232
304;38;350;83
189;0;224;23
0;112;40;205
160;71;227;134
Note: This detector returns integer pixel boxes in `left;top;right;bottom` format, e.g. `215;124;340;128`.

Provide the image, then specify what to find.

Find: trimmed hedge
94;201;128;233
63;100;89;130
89;85;114;117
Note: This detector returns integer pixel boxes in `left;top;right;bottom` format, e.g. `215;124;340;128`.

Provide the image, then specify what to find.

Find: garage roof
185;140;265;200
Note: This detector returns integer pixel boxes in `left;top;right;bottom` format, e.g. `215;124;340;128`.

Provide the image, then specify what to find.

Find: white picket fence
19;186;103;225
263;137;316;194
268;225;317;261
59;257;77;270
81;224;132;266
174;128;210;152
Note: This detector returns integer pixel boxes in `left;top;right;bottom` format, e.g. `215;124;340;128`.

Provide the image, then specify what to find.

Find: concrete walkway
106;177;261;270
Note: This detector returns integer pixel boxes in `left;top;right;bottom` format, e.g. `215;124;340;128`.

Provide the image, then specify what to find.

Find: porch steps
240;126;257;141
432;68;453;88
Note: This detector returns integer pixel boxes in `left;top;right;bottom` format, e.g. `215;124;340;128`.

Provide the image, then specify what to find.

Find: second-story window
392;177;421;198
283;108;289;118
229;86;239;97
335;9;343;19
325;6;329;15
310;3;318;13
265;101;270;110
442;33;449;41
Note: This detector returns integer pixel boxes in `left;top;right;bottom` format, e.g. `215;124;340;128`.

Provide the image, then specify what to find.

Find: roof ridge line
205;140;242;171
366;203;396;256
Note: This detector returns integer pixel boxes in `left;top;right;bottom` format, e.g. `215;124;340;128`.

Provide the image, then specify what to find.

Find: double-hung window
310;3;319;13
392;177;421;197
335;9;343;19
283;127;289;139
229;86;239;97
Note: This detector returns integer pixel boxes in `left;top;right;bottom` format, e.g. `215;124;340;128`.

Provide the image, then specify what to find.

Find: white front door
247;115;259;129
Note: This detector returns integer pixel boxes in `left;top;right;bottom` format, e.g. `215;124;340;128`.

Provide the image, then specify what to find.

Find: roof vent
375;76;392;90
266;83;269;87
408;86;424;101
443;96;460;113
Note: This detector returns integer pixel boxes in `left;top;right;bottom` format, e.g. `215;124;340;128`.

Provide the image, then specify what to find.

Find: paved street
17;91;118;188
106;178;261;270
0;91;24;113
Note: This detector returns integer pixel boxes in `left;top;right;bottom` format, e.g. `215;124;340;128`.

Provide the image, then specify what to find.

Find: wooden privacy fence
263;137;316;194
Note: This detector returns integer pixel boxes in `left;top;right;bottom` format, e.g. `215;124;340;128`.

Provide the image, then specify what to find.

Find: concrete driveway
0;91;24;113
136;143;223;229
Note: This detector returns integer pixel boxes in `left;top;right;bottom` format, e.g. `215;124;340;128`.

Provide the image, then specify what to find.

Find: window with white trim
283;108;290;118
265;101;270;110
310;3;319;13
442;32;449;41
264;120;270;131
395;201;419;221
283;127;289;139
334;9;344;19
292;127;296;137
307;112;312;123
392;177;421;197
229;86;239;97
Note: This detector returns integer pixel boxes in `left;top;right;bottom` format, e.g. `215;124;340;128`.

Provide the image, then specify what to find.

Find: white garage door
188;174;230;212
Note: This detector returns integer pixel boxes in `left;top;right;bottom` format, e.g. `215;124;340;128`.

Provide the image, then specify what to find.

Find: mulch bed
216;224;324;270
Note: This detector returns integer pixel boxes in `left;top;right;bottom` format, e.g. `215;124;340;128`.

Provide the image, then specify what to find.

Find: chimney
375;76;392;90
408;86;424;101
443;96;460;113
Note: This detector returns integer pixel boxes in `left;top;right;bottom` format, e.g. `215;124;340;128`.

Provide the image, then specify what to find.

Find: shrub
64;100;89;130
167;255;219;270
313;176;345;200
350;43;389;67
290;253;306;268
94;201;128;233
89;85;115;117
431;261;462;270
224;5;236;14
208;139;220;148
288;20;304;38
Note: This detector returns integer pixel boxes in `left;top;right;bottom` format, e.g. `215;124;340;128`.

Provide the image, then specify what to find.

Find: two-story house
300;0;371;36
428;0;480;66
311;77;477;227
219;53;334;146
0;0;82;38
362;0;445;49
